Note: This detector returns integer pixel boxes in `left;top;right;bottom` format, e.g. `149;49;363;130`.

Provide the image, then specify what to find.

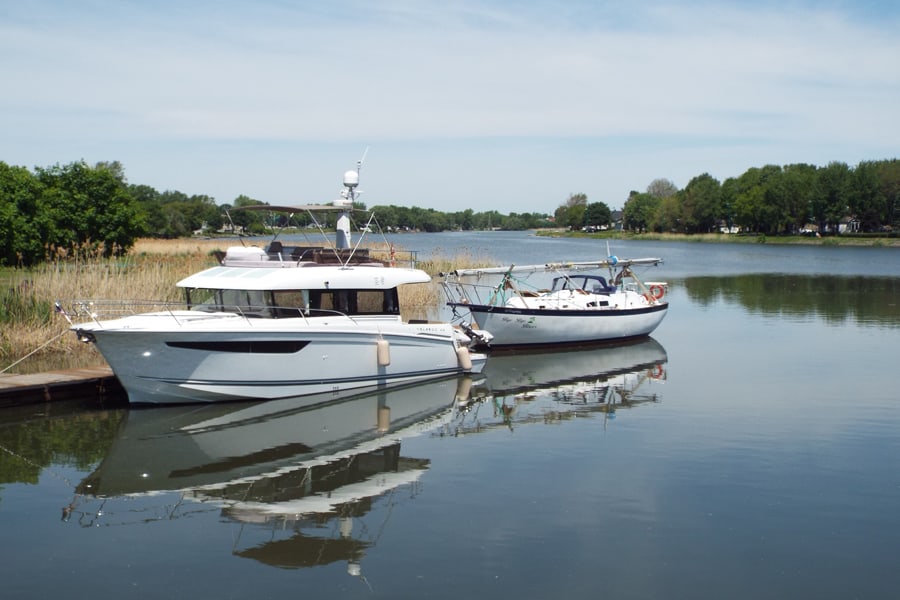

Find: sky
2;1;899;214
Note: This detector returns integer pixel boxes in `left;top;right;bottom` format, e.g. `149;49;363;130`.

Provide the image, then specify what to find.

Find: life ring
649;284;665;301
649;364;664;379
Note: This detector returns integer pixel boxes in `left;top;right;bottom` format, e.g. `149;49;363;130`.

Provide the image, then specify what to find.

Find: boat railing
440;274;562;307
69;299;186;319
222;244;420;269
67;300;379;327
440;279;507;307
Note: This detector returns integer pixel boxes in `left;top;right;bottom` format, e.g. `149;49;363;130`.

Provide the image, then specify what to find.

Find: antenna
357;146;369;171
339;147;369;205
335;149;369;249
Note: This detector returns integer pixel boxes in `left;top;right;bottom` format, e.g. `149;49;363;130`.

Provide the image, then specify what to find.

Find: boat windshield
185;288;399;317
550;275;614;293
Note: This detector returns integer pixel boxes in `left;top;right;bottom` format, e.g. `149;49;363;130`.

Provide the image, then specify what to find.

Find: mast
334;148;367;250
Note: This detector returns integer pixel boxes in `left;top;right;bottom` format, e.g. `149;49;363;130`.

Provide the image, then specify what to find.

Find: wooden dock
0;366;125;408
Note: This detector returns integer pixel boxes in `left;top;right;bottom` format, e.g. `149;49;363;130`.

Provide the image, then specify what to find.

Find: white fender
456;346;472;371
376;338;391;366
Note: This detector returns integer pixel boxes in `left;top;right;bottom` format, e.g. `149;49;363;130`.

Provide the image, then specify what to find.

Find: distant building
717;220;741;234
610;210;624;231
839;215;860;234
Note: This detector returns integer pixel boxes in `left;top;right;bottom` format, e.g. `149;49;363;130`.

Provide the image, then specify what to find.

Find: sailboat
441;247;667;349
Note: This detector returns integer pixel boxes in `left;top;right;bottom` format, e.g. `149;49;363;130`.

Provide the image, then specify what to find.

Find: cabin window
551;275;611;293
186;288;275;316
187;288;398;317
223;289;272;314
307;289;398;316
271;290;310;318
186;288;215;310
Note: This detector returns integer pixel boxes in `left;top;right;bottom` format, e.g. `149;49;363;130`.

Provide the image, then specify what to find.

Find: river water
1;232;898;599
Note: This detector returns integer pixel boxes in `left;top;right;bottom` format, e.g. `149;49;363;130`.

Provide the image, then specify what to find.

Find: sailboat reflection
439;337;667;435
73;376;471;575
69;339;666;576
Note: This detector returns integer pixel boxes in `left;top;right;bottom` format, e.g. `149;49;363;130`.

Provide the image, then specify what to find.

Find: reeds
1;238;494;373
1;240;225;372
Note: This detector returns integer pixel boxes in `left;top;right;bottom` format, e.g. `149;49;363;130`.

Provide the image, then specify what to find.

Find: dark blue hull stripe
140;367;462;388
448;302;667;317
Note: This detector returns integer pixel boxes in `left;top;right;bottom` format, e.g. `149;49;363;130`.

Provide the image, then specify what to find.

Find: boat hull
76;313;481;404
453;302;668;348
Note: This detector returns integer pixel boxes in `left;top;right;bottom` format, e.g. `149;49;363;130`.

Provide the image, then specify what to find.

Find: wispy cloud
2;1;898;209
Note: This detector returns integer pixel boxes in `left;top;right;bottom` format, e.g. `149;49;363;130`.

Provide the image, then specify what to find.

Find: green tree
654;195;681;233
370;205;398;231
678;173;722;233
473;210;502;230
583;202;612;229
224;195;266;234
646;178;678;199
849;161;884;232
554;193;587;230
873;159;900;229
720;177;739;231
0;162;45;266
458;208;474;230
129;183;165;236
780;163;818;233
731;165;782;233
35;161;144;257
814;161;851;233
622;191;660;232
418;208;448;232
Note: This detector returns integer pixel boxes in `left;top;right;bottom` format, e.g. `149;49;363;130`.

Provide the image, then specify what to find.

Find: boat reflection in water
73;376;472;576
70;339;666;577
439;337;668;435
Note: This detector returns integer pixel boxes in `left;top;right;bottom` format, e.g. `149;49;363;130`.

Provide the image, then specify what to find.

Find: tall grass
1;238;495;373
1;240;225;372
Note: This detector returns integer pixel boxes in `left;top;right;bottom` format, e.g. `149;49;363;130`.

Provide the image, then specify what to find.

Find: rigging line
0;441;75;488
231;522;248;554
0;328;70;375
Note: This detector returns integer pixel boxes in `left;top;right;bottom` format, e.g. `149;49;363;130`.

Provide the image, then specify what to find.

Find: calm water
1;233;898;599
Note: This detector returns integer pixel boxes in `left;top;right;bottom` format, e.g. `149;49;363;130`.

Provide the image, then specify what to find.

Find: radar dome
343;170;359;188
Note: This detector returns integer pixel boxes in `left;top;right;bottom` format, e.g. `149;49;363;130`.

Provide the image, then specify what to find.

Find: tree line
620;160;899;235
1;157;897;267
0;159;554;266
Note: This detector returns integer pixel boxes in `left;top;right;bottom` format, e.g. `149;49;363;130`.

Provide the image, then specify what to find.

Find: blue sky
2;1;898;213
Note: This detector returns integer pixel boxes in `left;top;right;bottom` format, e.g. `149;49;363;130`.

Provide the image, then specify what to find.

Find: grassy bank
536;230;900;247
0;238;493;374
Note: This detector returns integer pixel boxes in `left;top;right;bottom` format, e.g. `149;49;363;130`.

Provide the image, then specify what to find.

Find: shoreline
534;230;900;247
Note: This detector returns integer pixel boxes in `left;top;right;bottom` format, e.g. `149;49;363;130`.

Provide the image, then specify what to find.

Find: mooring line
0;329;70;375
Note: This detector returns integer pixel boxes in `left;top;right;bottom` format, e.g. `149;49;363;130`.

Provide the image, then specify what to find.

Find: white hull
461;302;668;348
77;312;482;404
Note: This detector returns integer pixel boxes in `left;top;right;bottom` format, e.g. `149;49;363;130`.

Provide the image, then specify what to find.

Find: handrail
65;300;392;326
